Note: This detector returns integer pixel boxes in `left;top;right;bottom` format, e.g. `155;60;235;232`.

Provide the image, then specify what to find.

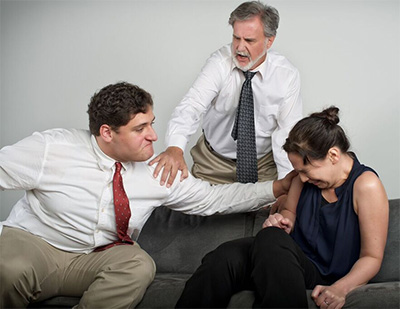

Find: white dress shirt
166;44;303;179
0;129;276;254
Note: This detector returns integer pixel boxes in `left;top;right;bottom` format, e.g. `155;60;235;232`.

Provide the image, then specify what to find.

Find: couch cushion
226;282;400;309
138;206;255;274
137;273;190;308
344;282;400;308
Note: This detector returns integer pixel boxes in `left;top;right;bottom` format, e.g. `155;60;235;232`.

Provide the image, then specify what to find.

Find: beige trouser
0;227;156;308
190;134;278;185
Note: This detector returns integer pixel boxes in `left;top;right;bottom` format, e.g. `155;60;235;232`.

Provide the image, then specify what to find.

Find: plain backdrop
1;0;399;220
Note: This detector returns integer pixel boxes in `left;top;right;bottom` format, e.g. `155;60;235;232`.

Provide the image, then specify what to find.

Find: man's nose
237;39;246;51
147;127;158;141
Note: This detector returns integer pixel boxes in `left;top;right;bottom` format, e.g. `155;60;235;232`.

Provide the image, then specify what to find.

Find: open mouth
236;54;249;61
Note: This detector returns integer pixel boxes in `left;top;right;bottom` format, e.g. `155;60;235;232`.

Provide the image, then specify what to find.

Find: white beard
231;46;267;71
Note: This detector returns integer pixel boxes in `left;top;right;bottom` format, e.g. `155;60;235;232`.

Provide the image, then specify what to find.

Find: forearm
165;57;222;150
279;209;296;229
272;178;291;198
166;175;275;215
272;72;302;179
331;256;383;295
165;103;200;151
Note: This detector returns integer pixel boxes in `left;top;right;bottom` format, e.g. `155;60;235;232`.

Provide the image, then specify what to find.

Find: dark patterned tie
231;71;258;183
95;162;133;251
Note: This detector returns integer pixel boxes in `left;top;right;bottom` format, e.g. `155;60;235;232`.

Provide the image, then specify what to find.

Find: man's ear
99;124;113;143
266;36;276;49
328;147;341;164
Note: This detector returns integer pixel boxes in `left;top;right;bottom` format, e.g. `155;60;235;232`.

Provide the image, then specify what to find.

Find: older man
151;1;302;187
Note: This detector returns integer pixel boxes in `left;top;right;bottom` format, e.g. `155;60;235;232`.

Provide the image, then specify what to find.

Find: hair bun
310;106;340;125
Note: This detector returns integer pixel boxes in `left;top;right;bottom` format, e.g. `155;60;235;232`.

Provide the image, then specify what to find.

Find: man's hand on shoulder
149;146;189;188
272;170;297;199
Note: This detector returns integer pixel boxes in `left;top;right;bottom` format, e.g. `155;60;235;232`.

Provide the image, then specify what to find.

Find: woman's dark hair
283;106;350;164
87;82;153;135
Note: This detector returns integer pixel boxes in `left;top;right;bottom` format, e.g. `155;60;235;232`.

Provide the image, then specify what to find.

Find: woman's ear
99;124;113;143
328;147;341;164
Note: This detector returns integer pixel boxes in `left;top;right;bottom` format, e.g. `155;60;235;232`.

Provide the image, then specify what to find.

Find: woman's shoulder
353;170;388;214
354;169;382;194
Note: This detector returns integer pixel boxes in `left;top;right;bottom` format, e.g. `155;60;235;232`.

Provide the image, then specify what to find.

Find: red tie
95;162;133;251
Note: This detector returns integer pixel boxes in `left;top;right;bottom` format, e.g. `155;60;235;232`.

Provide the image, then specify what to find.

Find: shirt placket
94;170;114;246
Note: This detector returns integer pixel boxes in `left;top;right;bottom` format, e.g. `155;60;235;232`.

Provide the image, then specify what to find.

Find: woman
176;106;388;308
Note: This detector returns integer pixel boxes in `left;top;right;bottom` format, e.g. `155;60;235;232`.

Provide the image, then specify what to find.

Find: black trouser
176;227;329;308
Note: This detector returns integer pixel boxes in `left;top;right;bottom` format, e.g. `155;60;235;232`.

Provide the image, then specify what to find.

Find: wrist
331;280;352;296
168;146;184;155
272;180;284;198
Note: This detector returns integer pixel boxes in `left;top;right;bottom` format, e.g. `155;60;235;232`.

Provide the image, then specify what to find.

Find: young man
151;1;302;186
0;82;295;308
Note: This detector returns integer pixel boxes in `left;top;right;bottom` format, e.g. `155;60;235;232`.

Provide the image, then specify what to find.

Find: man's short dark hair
87;82;153;135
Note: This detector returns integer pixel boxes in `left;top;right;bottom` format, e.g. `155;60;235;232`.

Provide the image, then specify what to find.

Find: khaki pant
190;134;277;185
0;227;156;308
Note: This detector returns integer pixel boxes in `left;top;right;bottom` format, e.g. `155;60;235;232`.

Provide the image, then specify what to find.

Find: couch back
138;207;256;273
138;199;399;282
371;198;399;282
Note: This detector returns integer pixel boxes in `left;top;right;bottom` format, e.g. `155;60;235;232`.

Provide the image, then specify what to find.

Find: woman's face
288;152;335;189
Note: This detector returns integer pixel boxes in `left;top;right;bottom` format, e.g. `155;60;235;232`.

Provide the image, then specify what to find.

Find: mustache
235;50;250;58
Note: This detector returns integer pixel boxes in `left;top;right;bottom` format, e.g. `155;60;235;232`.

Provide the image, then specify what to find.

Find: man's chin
144;150;154;161
233;57;252;71
134;149;154;162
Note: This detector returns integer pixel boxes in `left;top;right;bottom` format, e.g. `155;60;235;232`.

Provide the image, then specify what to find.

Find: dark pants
176;227;329;308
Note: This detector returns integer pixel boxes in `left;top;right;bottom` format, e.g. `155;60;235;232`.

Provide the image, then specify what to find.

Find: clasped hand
262;213;293;234
311;285;346;309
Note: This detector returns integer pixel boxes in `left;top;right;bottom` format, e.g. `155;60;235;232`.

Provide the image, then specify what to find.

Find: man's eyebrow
133;116;156;129
233;33;256;41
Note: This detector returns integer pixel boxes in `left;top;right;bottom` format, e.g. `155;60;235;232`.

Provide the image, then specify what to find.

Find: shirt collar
254;57;268;80
90;134;120;172
230;52;269;80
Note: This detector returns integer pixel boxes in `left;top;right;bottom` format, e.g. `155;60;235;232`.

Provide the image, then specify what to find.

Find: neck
95;135;115;161
334;153;354;188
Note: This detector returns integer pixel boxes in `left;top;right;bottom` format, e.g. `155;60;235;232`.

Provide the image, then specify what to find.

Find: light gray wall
1;0;399;220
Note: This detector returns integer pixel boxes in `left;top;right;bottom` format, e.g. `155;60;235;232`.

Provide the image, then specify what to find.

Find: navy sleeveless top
291;154;376;282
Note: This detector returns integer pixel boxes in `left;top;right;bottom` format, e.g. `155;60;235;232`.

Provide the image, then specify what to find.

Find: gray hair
228;1;279;37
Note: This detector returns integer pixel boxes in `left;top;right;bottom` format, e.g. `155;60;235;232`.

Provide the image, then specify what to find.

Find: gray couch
31;199;400;308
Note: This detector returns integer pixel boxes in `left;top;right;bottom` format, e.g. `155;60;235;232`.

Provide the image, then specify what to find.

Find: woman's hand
262;213;293;234
311;285;346;309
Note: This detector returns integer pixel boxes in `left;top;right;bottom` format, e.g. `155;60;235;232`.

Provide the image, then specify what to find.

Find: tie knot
244;71;257;81
115;162;122;173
